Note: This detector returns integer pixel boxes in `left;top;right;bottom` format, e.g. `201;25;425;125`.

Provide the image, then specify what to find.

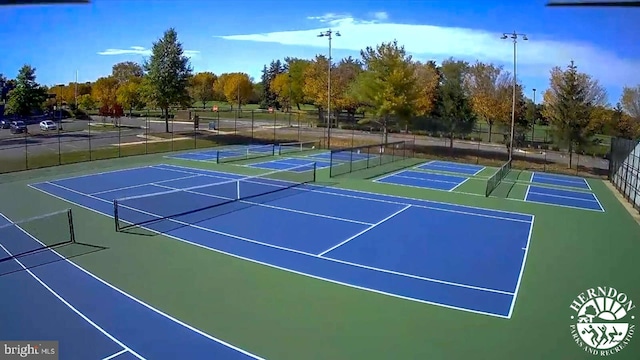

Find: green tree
5;65;48;117
117;78;144;116
351;40;418;143
188;72;217;109
143;28;193;132
543;61;598;167
621;85;640;120
435;59;476;148
77;94;97;110
260;60;285;109
284;57;312;110
112;61;144;85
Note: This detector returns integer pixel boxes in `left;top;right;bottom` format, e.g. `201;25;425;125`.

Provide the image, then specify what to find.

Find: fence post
118;119;122;158
273;110;277;144
251;111;255;142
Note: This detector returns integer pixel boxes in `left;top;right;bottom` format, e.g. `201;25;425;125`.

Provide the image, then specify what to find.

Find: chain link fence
609;137;640;214
0;109;611;179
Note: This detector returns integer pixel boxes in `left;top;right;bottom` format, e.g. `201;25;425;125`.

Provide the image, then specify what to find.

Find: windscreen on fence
609;137;640;213
329;140;414;178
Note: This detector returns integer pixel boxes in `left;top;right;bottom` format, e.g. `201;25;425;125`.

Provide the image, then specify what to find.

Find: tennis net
216;144;275;164
485;159;513;197
329;140;414;177
0;209;76;263
114;162;317;232
278;140;320;155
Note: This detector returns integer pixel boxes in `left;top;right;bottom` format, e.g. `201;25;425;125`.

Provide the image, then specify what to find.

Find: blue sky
1;0;638;103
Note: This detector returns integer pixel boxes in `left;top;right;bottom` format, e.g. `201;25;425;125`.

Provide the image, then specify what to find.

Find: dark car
0;119;10;129
10;121;27;134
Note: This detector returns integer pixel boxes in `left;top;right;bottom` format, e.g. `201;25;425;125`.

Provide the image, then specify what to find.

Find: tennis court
374;169;470;191
0;213;263;359
248;157;331;171
30;163;534;318
166;141;320;164
416;160;485;176
530;172;591;190
524;185;605;212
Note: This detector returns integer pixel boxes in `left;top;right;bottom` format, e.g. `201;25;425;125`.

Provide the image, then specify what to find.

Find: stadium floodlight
317;29;341;149
501;31;528;161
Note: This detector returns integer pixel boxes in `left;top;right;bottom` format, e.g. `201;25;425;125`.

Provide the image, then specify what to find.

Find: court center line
46;181;515;296
102;349;129;360
389;174;462;185
4;200;266;360
150;165;534;223
318;205;411;256
528;191;598;203
89;174;205;196
151;183;375;226
0;238;144;359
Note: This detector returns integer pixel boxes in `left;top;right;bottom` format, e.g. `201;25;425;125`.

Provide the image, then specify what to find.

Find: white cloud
215;13;639;88
97;46;200;58
371;12;388;21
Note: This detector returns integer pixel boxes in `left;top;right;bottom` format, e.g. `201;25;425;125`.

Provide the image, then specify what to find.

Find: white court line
533;172;587;185
523;197;604;213
0;218;143;359
29;184;514;319
151;165;241;181
524;185;531;201
146;164;533;223
422;162;483;175
528;191;599;203
11;195;266;359
318;205;411;256
152;183;374;226
390;173;462;185
31;165;158;185
449;177;471;192
372;169;408;183
41;182;515;297
89;174;204;196
507;216;535;318
373;179;458;193
102;349;129;360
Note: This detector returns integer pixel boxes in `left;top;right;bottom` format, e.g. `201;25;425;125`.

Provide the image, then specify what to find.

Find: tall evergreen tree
143;28;193;132
260;60;284;109
545;61;594;167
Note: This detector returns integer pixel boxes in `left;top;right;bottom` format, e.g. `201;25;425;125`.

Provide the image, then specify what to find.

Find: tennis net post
0;208;77;263
485;159;513;197
113;162;317;232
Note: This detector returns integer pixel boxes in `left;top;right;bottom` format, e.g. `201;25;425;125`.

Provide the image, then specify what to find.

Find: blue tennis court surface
248;157;331;171
530;172;591;191
307;151;375;162
30;164;534;318
0;214;263;359
416;160;485;176
524;185;604;212
374;170;470;191
167;145;275;163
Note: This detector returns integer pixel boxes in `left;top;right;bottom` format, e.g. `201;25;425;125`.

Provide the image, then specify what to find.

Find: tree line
1;28;639;161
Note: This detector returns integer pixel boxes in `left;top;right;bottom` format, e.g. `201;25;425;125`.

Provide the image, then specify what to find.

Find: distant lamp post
501;31;528;161
318;29;341;149
532;88;537;146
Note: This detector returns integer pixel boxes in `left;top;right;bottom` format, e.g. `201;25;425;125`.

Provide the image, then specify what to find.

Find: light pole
501;31;528;161
318;29;340;149
532;88;536;146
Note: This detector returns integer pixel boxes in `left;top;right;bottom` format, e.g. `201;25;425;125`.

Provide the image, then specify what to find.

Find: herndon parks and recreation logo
569;286;636;357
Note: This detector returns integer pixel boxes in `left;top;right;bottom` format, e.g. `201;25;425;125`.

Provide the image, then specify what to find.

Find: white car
39;120;58;131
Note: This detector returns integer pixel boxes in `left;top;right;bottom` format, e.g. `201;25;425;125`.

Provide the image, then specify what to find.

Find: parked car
0;119;10;129
39;120;58;131
10;121;27;134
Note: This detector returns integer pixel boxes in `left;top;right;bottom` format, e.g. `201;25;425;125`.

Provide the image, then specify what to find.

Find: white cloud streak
97;46;200;58
215;13;639;87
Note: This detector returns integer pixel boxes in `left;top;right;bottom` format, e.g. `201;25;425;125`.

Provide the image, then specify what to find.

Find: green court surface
1;149;639;360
